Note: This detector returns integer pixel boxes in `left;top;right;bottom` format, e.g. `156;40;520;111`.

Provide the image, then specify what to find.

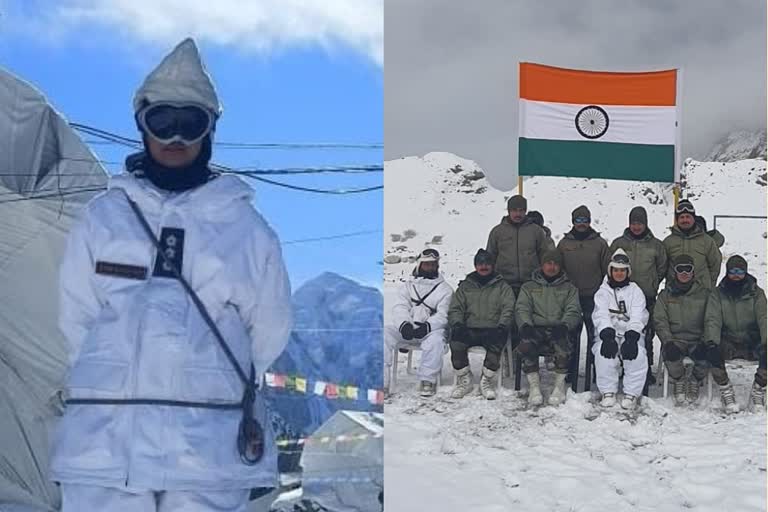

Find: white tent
0;67;108;511
300;411;383;512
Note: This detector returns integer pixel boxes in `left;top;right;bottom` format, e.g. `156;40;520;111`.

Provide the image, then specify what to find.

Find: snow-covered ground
383;152;767;511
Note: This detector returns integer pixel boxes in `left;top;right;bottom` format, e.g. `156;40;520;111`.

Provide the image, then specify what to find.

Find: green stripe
519;138;675;182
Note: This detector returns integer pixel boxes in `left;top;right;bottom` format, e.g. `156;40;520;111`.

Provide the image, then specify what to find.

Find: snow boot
526;371;543;406
451;366;473;399
672;378;686;405
548;372;567;406
749;381;766;411
718;382;739;414
419;380;436;397
686;377;700;403
600;392;617;407
479;367;497;400
620;394;638;410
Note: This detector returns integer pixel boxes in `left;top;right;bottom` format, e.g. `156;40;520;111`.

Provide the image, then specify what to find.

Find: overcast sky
385;0;766;190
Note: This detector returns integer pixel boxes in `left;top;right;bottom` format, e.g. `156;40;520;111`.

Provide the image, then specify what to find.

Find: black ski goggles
137;102;215;145
674;263;694;274
676;203;695;214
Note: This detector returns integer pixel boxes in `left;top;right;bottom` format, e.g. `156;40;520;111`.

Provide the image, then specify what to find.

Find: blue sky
0;0;383;289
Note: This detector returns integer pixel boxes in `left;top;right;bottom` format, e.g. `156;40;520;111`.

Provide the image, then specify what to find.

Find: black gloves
551;324;569;340
496;325;509;341
399;322;415;340
519;324;536;340
413;322;431;339
692;341;722;366
599;327;618;359
451;323;468;342
620;330;640;360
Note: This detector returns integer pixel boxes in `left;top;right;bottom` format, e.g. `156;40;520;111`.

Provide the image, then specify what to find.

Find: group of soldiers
385;195;767;413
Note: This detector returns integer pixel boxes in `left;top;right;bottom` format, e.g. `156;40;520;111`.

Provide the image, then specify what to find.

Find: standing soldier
527;210;556;250
557;205;610;388
708;255;767;412
486;195;548;356
610;206;667;385
663;199;722;290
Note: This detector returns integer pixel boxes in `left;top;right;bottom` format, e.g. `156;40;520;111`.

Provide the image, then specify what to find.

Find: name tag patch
153;227;185;278
95;261;148;280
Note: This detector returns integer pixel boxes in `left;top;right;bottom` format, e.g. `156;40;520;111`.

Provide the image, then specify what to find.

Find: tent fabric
0;67;108;511
300;411;383;512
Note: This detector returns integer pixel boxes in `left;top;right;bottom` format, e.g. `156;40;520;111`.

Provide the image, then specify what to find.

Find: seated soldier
708;255;767;412
384;248;453;397
655;254;719;405
592;249;649;410
448;249;516;400
515;249;582;406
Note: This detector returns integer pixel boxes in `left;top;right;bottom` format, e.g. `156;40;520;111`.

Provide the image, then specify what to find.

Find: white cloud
26;0;382;66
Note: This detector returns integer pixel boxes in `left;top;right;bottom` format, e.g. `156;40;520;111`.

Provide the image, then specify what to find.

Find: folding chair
454;346;503;391
512;346;579;392
390;342;443;391
661;355;713;401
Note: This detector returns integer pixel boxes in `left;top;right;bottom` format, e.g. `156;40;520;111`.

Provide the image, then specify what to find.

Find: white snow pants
384;325;446;384
592;336;648;397
61;484;255;512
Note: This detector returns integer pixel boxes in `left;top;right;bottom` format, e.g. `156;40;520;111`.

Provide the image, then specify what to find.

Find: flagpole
518;175;523;195
673;66;683;223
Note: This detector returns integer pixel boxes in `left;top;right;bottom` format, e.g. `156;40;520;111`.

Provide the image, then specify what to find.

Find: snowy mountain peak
706;129;766;162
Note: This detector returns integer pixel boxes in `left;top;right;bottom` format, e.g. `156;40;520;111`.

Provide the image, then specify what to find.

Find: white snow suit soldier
51;39;293;512
591;249;649;410
384;248;453;397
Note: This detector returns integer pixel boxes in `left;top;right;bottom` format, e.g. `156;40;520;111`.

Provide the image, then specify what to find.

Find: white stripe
519;99;677;145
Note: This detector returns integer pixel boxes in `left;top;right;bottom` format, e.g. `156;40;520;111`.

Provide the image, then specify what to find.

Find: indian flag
518;62;679;182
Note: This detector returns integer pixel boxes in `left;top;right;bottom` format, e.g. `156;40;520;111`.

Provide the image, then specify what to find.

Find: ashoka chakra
575;105;609;139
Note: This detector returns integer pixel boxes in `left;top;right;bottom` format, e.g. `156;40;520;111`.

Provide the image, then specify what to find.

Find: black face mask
136;134;215;192
543;271;562;283
608;275;630;288
417;268;439;279
671;277;694;294
628;228;648;239
722;275;747;294
472;271;496;285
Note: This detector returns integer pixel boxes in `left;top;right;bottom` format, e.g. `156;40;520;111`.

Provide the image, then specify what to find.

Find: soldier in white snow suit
591;249;649;410
384;248;453;397
51;39;292;512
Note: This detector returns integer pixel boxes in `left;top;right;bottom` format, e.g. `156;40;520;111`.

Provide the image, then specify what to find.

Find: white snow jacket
390;273;453;332
50;171;292;491
592;277;648;339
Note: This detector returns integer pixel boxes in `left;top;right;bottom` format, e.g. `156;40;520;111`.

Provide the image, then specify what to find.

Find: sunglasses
728;268;746;276
573;217;591;224
137;102;214;145
674;264;694;274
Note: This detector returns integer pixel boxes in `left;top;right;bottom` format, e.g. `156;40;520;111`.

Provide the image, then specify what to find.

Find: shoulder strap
411;283;441;315
124;194;252;388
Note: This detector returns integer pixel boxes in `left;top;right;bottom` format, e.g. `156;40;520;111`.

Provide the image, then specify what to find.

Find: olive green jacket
709;274;767;347
515;270;582;329
486;217;548;289
448;272;516;329
663;225;722;290
655;280;720;345
609;228;667;299
557;229;610;298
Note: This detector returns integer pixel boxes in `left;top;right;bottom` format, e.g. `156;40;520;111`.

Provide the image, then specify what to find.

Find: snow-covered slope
706;129;766;162
383;152;767;512
384;152;766;298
